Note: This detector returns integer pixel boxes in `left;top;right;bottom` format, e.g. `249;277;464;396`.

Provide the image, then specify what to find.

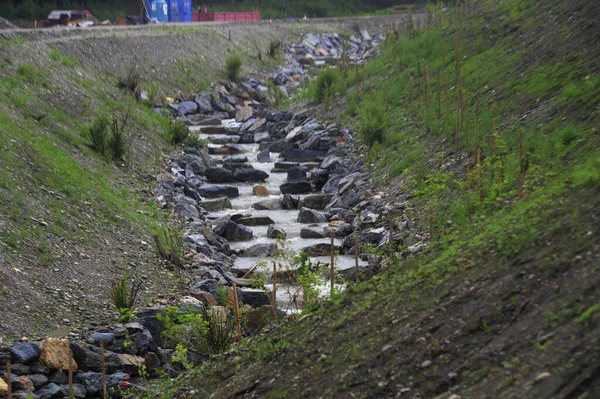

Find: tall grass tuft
224;53;243;81
359;100;386;147
314;67;341;103
88;114;109;154
109;268;141;316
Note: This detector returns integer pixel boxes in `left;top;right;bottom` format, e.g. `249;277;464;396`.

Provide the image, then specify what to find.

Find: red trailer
192;8;260;22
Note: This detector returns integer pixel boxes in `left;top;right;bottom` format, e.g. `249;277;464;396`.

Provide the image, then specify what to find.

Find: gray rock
9;342;40;364
297;208;328;224
12;393;39;399
281;193;299;210
310;168;329;190
199;184;239;198
59;383;86;399
178;101;198;115
240;243;277;257
199;197;232;212
322;175;342;194
223;155;248;164
216;221;253;241
267;225;286;239
129;331;157;355
238;288;271;307
280;181;311;195
27;374;48;389
287;166;308;182
35;382;60;399
173;203;199;219
181;153;211;175
194;95;213;113
252;199;282;210
234;168;269;182
9;363;30;375
300;194;334;210
257;149;271;163
300;228;325;239
88;332;115;345
49;370;68;385
273;161;300;171
281;148;327;162
236;216;275;226
206;167;235;183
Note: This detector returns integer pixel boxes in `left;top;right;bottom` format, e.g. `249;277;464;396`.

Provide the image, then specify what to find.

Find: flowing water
191;121;369;312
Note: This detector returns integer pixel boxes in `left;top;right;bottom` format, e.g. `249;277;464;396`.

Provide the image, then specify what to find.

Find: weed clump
109;268;142;321
224;53;243;81
165;120;206;149
87;113;132;161
118;67;140;93
314;67;340;103
359;101;386;147
88;114;109;154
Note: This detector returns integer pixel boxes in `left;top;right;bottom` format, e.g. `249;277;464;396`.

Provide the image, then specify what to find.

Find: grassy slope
164;0;600;397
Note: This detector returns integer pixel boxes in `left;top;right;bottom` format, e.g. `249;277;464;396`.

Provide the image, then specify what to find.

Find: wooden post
385;75;389;112
7;360;12;399
464;103;469;149
354;231;359;280
68;359;74;399
456;86;461;146
444;70;449;127
474;101;479;149
362;64;365;93
424;61;430;117
388;218;394;259
330;234;335;297
429;207;434;241
417;63;421;109
409;75;413;105
272;261;277;313
355;63;359;93
466;152;471;214
100;340;107;399
477;147;483;205
519;131;525;197
437;69;441;122
232;281;242;341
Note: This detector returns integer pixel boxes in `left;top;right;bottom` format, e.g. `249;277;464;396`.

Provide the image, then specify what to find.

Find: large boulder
206;167;235;183
199;184;239;198
240;243;277;257
281;148;327;162
302;243;338;257
310;168;329;190
181;152;211;175
300;194;334;210
194;95;213;113
215;221;253;241
35;382;60;399
9;342;40;364
238;288;271;307
178;101;198;115
267;225;286;239
297;208;328;224
257;149;271;163
300;228;326;239
236;216;275;226
280;181;311;195
40;339;77;372
252;199;282;210
234;168;269;182
199;197;232;212
287;166;308;182
173;203;199;219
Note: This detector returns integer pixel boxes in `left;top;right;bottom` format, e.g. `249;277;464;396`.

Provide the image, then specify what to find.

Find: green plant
314;67;340;103
224;53;243;81
109;267;142;320
165;120;190;145
88;114;109;154
254;338;289;361
118;67;140;93
268;40;281;57
159;305;237;357
358;100;386;147
154;225;186;268
107;113;131;160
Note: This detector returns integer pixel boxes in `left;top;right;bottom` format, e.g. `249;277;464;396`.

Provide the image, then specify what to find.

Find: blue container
150;0;168;22
167;0;180;22
179;0;192;22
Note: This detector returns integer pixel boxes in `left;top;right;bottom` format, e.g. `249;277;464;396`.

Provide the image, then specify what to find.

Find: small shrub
268;40;281;57
166;120;191;145
107;115;131;160
224;53;243;81
16;63;36;83
88;114;109;154
159;305;237;356
255;338;289;361
118;67;140;92
359;101;386;147
109;268;142;321
314;67;340;103
153;225;186;268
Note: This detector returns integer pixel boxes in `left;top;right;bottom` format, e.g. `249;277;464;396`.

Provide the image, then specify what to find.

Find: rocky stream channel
0;31;427;399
